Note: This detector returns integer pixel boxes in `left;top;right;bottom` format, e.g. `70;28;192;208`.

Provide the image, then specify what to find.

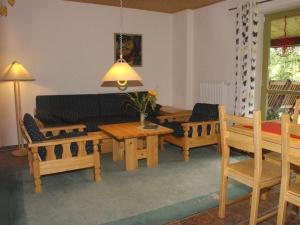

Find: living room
1;0;300;225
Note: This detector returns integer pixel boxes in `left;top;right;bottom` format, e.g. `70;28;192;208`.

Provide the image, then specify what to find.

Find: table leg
113;138;124;161
159;136;164;151
125;138;138;171
147;135;158;168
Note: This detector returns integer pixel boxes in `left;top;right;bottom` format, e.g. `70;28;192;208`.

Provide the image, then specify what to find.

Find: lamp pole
0;61;35;157
12;80;26;156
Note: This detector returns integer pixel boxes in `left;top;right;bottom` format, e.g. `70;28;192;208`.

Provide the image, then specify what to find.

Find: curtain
234;0;259;117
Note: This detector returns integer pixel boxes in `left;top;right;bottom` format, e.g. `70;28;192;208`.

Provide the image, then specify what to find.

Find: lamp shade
0;61;35;81
101;59;142;87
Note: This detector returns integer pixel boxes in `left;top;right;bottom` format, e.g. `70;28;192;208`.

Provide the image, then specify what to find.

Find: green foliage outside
267;47;300;120
268;47;300;81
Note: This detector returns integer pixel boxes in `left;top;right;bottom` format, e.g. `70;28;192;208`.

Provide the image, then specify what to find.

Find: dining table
230;120;300;153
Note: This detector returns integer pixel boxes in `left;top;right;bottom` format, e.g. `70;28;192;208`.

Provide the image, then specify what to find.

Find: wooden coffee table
99;122;173;171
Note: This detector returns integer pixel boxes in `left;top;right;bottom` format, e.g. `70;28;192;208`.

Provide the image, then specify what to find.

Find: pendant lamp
101;0;142;90
274;16;295;57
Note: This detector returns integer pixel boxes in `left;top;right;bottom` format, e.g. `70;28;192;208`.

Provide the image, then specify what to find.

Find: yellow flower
148;90;157;97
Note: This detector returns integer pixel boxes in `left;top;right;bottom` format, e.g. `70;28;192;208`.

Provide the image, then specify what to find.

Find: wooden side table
159;106;192;116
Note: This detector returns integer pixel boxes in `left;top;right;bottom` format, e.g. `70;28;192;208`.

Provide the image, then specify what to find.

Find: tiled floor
1;149;300;225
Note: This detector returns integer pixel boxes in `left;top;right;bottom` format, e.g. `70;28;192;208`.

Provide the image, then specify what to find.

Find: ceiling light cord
119;0;123;59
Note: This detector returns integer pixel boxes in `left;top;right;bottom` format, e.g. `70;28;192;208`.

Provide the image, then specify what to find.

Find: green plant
127;91;157;113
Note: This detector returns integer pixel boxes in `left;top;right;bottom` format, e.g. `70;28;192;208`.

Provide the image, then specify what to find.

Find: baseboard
0;145;21;151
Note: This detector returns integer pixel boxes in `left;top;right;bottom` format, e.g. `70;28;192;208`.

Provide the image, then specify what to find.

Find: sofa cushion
36;94;100;122
189;103;219;122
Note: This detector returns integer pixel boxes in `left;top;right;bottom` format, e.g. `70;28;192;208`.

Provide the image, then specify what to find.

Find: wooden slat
225;114;253;125
77;141;86;157
40;124;86;133
29;135;102;148
40;156;94;175
46;146;56;161
136;149;147;159
62;143;72;159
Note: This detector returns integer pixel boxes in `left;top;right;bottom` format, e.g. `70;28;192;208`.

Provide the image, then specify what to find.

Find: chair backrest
293;98;300;124
219;105;262;176
22;113;46;143
281;113;300;168
189;103;219;122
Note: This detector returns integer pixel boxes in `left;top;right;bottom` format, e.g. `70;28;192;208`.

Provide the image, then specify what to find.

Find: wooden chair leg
249;185;261;225
277;173;289;225
217;142;221;154
160;136;164;151
32;151;42;193
277;199;287;225
28;151;33;174
93;142;101;182
183;148;189;161
182;140;190;161
218;175;228;218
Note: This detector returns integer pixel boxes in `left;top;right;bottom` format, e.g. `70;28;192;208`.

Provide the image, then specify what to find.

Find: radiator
198;81;231;106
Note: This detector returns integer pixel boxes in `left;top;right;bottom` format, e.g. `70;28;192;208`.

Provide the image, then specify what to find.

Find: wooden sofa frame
21;122;103;193
158;113;220;161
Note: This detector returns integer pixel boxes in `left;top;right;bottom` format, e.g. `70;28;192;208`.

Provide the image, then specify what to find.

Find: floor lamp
0;61;35;156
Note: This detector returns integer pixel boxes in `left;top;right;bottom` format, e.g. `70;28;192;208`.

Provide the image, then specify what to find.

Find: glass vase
140;112;145;127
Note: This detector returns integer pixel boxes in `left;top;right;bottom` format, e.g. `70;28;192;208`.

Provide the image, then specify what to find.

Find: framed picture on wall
114;33;142;67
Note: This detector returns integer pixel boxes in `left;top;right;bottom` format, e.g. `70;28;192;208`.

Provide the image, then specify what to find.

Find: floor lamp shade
0;61;35;81
0;61;35;156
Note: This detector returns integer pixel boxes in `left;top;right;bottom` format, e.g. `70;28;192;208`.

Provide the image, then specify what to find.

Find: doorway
261;9;300;120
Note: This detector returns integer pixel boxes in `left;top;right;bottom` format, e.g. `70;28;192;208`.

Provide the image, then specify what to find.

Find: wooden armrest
40;124;86;133
181;120;219;128
28;135;100;148
157;113;191;123
181;120;219;138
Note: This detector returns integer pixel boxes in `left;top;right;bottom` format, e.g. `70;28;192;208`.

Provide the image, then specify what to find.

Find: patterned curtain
234;0;259;117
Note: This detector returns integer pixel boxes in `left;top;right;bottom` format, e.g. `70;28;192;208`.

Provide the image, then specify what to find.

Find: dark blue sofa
35;92;161;132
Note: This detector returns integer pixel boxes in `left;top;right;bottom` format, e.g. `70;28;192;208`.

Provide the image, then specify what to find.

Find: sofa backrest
36;94;100;122
97;92;147;118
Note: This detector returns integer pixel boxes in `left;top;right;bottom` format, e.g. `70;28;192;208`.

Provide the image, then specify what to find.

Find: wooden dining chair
277;113;300;225
218;105;281;225
265;98;300;166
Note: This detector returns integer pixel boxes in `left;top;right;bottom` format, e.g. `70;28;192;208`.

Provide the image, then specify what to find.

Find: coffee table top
98;122;173;140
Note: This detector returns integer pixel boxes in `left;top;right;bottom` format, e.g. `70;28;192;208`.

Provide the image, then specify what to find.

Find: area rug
4;144;249;225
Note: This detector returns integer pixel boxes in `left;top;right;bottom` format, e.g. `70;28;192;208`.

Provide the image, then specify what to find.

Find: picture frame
114;33;142;67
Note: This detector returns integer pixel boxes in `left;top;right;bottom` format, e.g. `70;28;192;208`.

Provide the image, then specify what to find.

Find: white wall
1;0;172;146
171;10;194;110
190;0;300;113
2;0;300;146
172;11;187;108
193;1;236;112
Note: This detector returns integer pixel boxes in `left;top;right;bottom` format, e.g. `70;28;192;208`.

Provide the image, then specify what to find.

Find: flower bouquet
127;91;157;126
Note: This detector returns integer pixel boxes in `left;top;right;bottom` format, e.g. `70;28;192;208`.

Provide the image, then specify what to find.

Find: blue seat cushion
23;113;46;142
